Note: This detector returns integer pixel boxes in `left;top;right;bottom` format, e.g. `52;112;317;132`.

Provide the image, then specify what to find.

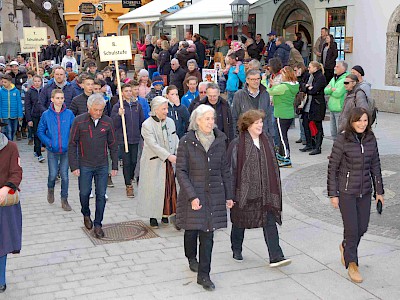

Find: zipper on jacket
89;124;93;138
360;136;365;198
57;113;62;153
345;171;350;191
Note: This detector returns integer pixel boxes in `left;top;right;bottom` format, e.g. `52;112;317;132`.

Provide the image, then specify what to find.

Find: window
385;5;400;86
327;7;346;61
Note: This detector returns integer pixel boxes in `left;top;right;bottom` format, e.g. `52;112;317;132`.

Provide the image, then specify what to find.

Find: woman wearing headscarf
137;97;179;229
0;121;23;293
176;104;234;291
228;109;291;267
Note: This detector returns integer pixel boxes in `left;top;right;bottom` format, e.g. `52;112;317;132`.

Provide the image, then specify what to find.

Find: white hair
87;93;106;108
150;96;168;116
171;58;179;65
188;104;215;131
198;82;208;89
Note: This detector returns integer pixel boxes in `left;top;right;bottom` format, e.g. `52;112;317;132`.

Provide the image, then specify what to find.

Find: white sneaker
89;192;94;198
105;194;108;200
269;257;292;268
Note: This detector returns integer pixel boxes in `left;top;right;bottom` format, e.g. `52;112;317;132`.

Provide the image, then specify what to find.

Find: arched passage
385;5;400;87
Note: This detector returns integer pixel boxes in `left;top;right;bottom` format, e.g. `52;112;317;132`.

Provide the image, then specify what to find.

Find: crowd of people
0;28;384;292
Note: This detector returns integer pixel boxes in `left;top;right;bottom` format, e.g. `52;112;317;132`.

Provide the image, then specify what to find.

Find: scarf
236;131;282;224
0;132;9;151
195;130;215;152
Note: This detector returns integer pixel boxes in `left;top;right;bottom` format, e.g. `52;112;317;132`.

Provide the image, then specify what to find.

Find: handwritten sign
98;35;132;62
20;39;37;53
202;69;218;83
23;27;48;45
0;32;3;44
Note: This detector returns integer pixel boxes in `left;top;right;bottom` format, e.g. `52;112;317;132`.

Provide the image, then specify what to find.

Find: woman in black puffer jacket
327;107;384;284
176;104;233;291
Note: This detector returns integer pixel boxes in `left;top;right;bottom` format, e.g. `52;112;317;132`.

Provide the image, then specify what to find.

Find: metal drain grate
82;220;159;245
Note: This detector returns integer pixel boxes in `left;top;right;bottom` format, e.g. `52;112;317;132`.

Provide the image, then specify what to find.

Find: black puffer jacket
176;129;233;232
300;69;327;121
327;131;384;198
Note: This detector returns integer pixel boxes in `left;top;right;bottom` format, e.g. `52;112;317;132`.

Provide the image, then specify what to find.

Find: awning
118;0;182;24
163;0;259;26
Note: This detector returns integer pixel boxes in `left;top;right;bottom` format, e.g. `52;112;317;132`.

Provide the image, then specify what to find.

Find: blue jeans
227;91;236;107
330;111;341;139
47;152;69;199
1;118;18;141
269;106;279;146
299;117;306;141
78;165;108;227
0;255;6;285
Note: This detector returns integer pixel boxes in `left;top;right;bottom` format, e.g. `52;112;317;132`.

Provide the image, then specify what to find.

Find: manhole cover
82;220;159;245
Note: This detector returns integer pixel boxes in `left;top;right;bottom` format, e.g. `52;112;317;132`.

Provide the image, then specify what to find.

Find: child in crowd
181;76;199;108
137;69;152;98
146;75;164;104
224;41;245;75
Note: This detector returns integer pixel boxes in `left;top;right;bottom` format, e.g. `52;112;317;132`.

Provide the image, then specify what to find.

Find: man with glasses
192;83;234;147
188;81;207;114
232;69;273;137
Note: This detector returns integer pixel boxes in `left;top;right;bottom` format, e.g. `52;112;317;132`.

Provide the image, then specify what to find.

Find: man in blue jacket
226;53;246;107
37;89;75;211
0;74;23;141
39;66;78;111
274;36;290;66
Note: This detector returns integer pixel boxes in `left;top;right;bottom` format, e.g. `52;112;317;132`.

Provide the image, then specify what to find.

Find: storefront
251;0;400;113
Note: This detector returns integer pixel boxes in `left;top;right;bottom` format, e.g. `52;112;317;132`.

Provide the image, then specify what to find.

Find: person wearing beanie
351;65;371;98
138;69;151;98
61;49;78;73
65;62;73;74
146;75;164;104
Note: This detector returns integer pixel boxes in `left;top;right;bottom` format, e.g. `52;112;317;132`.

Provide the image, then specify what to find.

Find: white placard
98;35;132;62
202;69;218;83
20;39;37;53
23;27;48;45
0;32;3;44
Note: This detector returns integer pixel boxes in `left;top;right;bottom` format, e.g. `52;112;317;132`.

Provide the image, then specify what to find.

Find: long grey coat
136;116;179;219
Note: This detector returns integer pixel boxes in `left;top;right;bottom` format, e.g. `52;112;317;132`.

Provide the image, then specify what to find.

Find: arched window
386;5;400;86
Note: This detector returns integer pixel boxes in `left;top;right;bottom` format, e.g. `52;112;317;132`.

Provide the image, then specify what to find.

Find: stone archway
271;0;313;36
385;5;400;87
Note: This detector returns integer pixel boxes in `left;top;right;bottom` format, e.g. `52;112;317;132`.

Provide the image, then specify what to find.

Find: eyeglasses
248;78;261;81
343;81;355;85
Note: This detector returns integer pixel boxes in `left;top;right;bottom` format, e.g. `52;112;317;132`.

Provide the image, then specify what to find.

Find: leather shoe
188;258;199;272
233;251;243;262
197;277;215;291
94;226;105;239
299;145;313;152
295;138;302;143
83;216;93;230
0;284;6;293
309;148;321;155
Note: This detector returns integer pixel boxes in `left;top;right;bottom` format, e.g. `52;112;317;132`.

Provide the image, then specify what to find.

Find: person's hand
226;200;234;209
170;94;180;106
168;155;177;164
262;73;267;80
0;186;11;204
191;198;202;210
111;170;118;177
118;107;125;116
72;169;80;177
308;86;313;90
18;118;23;121
376;194;384;206
28;121;33;127
331;88;336;91
330;196;339;209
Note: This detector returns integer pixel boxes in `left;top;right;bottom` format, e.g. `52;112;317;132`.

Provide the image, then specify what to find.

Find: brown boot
126;185;134;198
348;262;363;283
47;188;55;204
61;199;72;211
339;243;345;266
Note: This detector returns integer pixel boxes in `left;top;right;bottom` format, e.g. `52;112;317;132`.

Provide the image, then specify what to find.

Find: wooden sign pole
114;60;129;153
35;46;39;75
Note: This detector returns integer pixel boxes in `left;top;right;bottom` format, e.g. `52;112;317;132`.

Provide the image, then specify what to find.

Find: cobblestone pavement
2;112;400;300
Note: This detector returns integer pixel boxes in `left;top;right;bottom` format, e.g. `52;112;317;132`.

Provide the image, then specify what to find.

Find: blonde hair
309;61;325;74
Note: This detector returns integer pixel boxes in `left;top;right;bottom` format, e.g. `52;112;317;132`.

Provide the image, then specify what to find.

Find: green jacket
267;82;299;119
324;72;348;112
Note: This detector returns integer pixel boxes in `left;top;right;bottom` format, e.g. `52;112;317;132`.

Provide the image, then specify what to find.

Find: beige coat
137;117;179;219
288;48;304;68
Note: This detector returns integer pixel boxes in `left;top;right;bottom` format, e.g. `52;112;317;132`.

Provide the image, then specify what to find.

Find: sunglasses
343;81;355;85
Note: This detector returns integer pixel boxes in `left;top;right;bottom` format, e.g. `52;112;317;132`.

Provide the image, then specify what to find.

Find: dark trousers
303;113;323;148
276;118;293;158
78;165;108;227
184;230;214;278
231;212;284;262
121;143;139;186
325;68;334;84
339;193;371;268
32;117;42;156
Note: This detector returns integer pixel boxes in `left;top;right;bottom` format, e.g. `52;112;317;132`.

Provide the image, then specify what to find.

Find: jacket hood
30;85;42;91
282;81;300;93
277;43;290;51
49;102;67;114
2;83;16;91
0;132;8;151
359;81;371;89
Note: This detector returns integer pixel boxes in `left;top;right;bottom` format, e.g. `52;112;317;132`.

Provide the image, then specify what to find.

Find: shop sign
79;2;96;14
122;0;141;9
81;16;94;22
23;27;48;45
98;35;132;62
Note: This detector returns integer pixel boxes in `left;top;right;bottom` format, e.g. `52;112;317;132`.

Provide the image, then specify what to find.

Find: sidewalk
2;112;400;300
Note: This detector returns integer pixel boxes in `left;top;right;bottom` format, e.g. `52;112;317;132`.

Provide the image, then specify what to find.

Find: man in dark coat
69;75;94;116
192;83;234;147
9;61;27;92
169;59;187;98
265;31;277;63
143;38;157;79
193;34;206;71
255;34;265;58
274;36;291;66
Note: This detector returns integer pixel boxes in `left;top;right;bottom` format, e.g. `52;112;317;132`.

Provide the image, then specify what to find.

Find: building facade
251;0;400;113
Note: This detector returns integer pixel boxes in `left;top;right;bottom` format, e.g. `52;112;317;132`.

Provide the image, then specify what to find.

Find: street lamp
93;15;104;36
230;0;250;42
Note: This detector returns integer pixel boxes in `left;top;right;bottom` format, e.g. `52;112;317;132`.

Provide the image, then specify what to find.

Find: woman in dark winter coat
299;61;327;155
193;34;206;71
321;34;338;84
176;104;234;291
143;38;157;79
0;124;23;293
228;109;291;267
157;40;171;78
327;107;384;284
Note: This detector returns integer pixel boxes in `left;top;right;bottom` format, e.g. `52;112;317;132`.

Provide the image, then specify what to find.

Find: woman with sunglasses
338;74;369;132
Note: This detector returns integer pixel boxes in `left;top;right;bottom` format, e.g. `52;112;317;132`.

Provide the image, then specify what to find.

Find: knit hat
152;71;160;80
152;75;164;87
66;62;73;68
351;65;364;76
138;69;149;79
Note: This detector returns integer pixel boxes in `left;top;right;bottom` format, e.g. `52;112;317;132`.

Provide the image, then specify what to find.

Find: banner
98;35;132;62
23;27;48;45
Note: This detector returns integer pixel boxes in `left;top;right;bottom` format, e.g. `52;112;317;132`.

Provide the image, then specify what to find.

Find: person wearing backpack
324;61;348;139
338;74;368;132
